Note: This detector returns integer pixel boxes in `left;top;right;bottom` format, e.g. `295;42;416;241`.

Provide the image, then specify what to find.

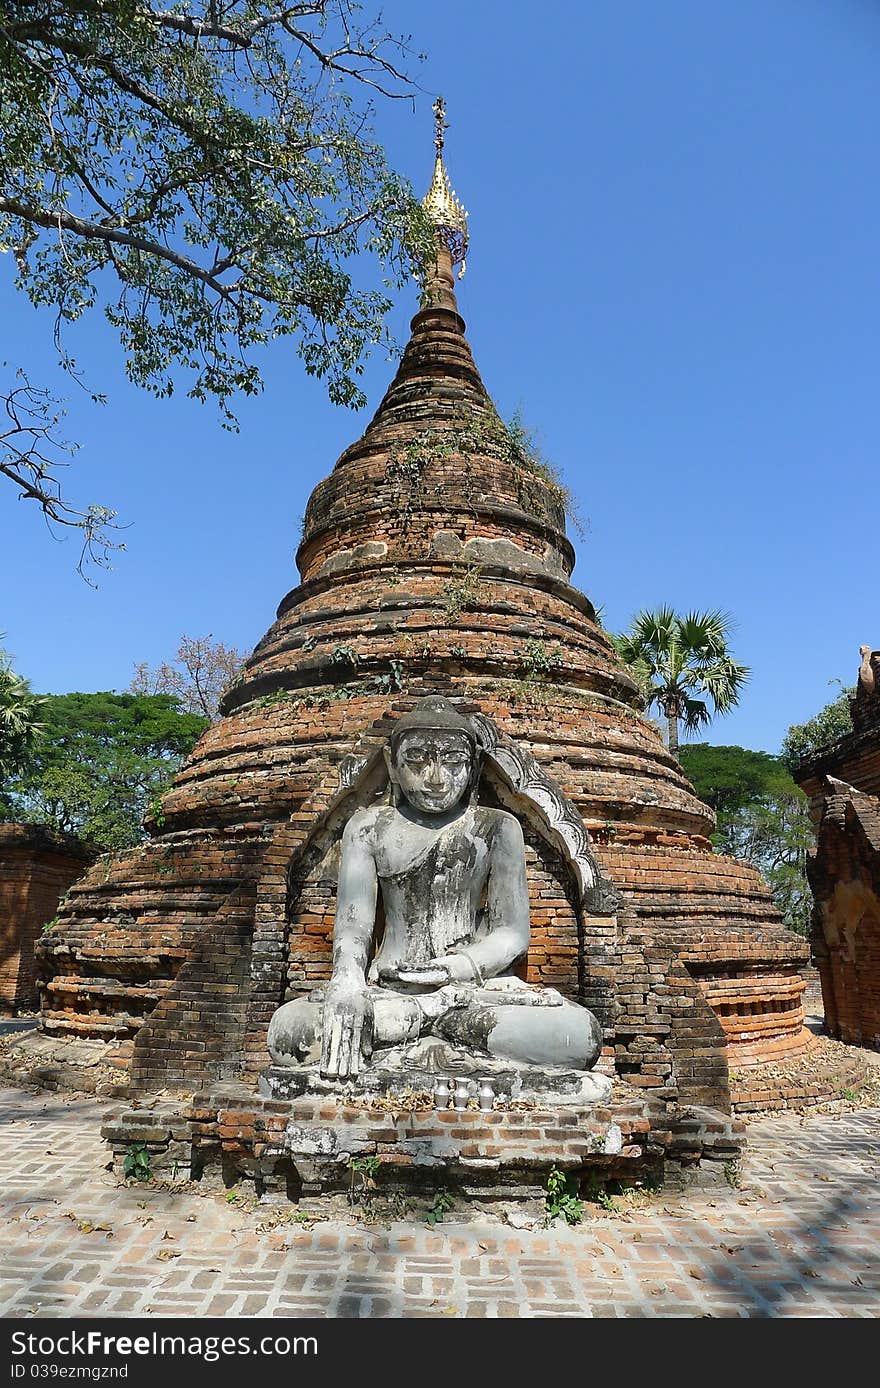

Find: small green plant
388;1191;412;1219
348;1154;381;1205
41;916;59;935
386;430;456;518
545;1166;583;1226
442;562;483;623
149;795;166;829
503;408;587;538
425;1188;454;1226
124;1142;152;1183
518;639;562;686
723;1160;743;1190
330;644;358;667
375;659;405;695
580;1171;644;1211
840;1086;859;1101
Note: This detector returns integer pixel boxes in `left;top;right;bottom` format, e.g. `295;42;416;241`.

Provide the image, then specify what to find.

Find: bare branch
0;372;125;583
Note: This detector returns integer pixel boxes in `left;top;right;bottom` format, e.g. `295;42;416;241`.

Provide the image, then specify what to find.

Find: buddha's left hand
395;954;474;986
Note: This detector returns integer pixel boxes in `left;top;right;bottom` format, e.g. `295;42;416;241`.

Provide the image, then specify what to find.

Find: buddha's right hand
321;977;372;1080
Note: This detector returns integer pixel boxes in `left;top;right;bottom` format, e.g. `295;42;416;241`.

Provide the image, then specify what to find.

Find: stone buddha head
386;697;481;816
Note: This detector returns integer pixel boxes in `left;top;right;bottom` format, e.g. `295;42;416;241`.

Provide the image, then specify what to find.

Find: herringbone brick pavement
1;1089;877;1318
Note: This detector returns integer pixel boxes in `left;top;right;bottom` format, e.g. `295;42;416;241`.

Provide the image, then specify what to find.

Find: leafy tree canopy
679;742;812;937
780;689;854;772
679;743;799;815
1;690;206;849
0;1;432;574
715;795;813;938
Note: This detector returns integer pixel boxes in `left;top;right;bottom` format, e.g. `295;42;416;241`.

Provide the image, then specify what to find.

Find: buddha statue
267;697;602;1082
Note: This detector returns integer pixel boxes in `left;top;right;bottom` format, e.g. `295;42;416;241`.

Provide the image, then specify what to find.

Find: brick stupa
31;114;810;1138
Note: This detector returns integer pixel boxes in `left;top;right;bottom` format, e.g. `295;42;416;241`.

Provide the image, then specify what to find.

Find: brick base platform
727;1027;816;1067
730;1034;873;1114
101;1085;744;1201
4;1086;879;1319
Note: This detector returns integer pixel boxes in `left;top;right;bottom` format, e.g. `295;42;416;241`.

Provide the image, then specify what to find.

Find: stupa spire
354;95;486;424
422;96;469;282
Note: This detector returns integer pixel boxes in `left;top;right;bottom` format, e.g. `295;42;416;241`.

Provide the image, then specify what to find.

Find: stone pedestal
259;1060;613;1107
101;1085;744;1202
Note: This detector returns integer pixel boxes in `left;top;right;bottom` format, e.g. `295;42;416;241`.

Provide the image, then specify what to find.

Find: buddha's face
390;730;474;816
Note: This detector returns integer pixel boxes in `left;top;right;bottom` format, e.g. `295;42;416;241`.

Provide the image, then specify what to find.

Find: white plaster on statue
266;697;606;1094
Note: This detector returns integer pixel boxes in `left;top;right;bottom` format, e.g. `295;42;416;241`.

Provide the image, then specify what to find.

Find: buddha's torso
360;804;506;974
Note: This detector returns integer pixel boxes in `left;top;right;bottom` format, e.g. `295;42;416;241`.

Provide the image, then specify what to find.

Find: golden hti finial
422;95;469;277
433;95;449;155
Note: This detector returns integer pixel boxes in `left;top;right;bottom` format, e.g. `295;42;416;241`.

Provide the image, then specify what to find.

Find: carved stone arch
471;714;618;916
471;715;619;1031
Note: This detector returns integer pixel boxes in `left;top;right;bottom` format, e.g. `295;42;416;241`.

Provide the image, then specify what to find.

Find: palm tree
615;608;750;756
0;647;42;782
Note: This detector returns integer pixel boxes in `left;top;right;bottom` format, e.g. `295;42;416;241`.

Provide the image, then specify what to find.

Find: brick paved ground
1;1086;878;1318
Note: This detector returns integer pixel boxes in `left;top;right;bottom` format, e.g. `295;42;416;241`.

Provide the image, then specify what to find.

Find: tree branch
1;373;124;582
0;196;239;294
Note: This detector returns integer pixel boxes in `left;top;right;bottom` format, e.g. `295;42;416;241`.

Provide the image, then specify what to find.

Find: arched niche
267;712;619;1031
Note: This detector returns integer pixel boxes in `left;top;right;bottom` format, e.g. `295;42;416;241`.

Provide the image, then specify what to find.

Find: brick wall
796;659;880;1049
804;791;880;1047
0;824;93;1009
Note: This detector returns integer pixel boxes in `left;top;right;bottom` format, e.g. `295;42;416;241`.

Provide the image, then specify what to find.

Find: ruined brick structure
30;126;812;1174
0;824;93;1009
795;646;880;1048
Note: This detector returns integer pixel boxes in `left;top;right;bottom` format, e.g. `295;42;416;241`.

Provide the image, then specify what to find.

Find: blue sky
1;0;877;753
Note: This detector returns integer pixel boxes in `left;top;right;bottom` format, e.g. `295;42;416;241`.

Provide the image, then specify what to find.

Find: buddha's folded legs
435;997;602;1070
267;988;428;1066
267;988;601;1071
